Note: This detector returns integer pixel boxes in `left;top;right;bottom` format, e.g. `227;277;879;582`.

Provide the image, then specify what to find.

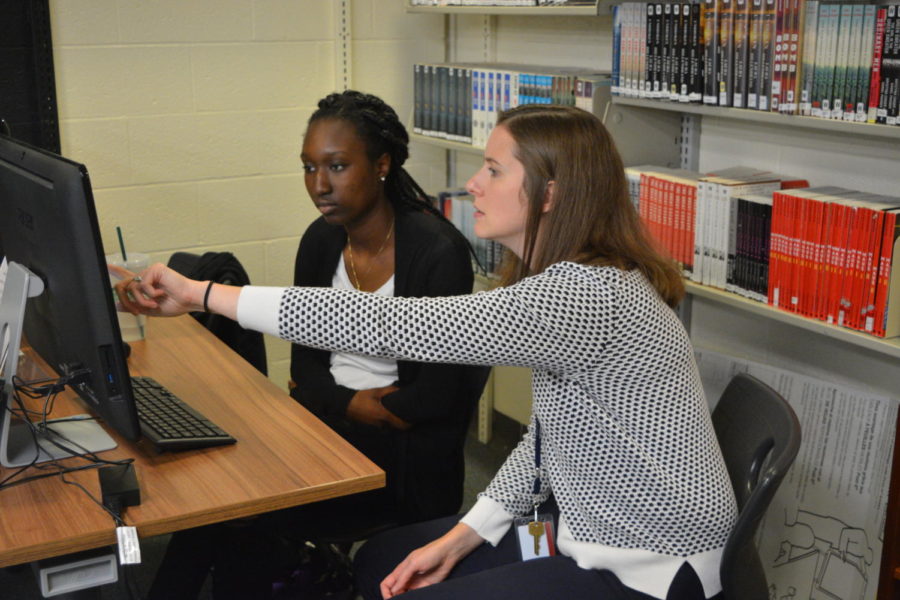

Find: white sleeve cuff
459;496;515;546
235;286;286;337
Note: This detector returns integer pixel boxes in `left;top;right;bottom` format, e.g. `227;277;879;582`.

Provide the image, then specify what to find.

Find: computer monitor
0;133;139;467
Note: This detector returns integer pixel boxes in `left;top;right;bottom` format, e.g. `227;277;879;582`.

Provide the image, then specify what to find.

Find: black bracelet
203;281;214;313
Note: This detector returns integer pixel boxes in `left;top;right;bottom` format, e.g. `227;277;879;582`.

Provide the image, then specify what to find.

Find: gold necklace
346;220;394;291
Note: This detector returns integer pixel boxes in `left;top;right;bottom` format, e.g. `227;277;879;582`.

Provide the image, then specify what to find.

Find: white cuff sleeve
235;286;286;337
459;496;515;546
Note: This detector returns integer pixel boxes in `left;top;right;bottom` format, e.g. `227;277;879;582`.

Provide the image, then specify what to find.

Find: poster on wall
696;348;898;600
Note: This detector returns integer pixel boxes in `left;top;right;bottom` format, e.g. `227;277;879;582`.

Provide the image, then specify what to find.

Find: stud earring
380;175;386;182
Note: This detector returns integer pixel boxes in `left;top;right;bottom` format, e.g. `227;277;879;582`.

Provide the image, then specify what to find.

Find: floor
0;413;523;599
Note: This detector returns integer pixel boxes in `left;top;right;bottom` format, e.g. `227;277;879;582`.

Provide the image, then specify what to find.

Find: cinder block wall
49;0;444;388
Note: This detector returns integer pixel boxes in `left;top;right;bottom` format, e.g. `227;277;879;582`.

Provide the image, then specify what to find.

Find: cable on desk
0;374;134;491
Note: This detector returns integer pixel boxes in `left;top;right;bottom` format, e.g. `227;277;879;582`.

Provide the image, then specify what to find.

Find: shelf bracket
679;114;700;171
333;0;352;91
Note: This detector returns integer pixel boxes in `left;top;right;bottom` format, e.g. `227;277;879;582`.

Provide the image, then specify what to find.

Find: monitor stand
0;261;116;468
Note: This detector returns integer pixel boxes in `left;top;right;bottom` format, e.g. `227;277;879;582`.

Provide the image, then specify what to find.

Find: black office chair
712;373;802;600
167;251;268;375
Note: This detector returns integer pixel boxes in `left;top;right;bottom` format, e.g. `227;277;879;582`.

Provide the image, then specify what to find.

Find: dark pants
354;513;721;600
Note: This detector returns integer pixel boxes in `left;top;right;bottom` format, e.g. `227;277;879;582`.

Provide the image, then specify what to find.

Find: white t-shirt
328;253;398;390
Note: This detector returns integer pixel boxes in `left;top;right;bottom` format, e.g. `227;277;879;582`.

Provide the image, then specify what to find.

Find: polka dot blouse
238;261;738;598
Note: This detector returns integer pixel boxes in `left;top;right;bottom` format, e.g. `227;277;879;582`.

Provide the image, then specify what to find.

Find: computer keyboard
131;376;236;451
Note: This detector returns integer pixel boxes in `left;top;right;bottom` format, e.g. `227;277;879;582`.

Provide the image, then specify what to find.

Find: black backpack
167;251;268;375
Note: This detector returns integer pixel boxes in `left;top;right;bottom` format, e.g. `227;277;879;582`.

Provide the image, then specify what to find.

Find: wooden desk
0;315;384;568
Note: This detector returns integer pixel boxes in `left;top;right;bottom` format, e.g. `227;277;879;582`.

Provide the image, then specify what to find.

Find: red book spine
686;183;698;273
838;207;863;328
663;178;676;261
788;193;807;314
651;176;663;253
852;209;882;331
867;8;887;123
675;181;687;268
862;210;888;333
873;210;899;337
769;191;788;307
825;202;850;325
639;173;652;235
812;199;834;321
804;197;826;318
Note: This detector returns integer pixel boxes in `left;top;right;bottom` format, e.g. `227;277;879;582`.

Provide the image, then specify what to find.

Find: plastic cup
106;252;149;342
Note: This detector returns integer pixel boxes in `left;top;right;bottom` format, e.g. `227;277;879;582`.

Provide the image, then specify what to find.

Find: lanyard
532;419;541;520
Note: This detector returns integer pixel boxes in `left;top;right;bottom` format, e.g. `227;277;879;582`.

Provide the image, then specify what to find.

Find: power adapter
99;463;141;513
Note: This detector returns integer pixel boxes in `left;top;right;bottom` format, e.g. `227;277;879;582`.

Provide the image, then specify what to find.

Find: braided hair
309;90;481;268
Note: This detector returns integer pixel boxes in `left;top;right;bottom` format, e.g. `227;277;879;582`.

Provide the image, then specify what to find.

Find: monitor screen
0;134;139;465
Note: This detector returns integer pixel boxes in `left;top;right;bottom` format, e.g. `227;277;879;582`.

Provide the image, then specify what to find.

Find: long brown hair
495;104;684;308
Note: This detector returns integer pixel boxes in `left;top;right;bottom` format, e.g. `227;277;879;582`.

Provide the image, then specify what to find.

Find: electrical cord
0;374;133;490
2;373;142;600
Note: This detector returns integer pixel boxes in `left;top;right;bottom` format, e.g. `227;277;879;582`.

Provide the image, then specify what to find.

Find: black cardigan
289;209;490;522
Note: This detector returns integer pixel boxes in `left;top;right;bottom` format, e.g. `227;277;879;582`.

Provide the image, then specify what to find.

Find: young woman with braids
121;104;736;600
143;91;488;600
290;90;489;526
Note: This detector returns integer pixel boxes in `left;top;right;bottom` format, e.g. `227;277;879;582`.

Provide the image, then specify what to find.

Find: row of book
434;189;505;274
626;165;900;337
413;63;607;148
612;1;900;125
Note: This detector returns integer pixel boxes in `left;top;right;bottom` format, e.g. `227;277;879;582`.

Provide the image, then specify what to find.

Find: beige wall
48;0;444;388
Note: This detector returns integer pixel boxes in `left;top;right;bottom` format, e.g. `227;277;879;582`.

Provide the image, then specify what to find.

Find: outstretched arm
112;262;241;320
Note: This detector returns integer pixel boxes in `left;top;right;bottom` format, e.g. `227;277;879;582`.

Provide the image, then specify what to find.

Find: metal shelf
684;281;900;359
411;132;483;155
612;97;900;141
405;1;609;16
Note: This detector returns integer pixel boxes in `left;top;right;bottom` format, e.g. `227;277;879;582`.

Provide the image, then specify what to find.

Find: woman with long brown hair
116;104;735;600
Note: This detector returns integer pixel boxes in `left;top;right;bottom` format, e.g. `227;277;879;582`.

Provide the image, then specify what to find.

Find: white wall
49;0;444;388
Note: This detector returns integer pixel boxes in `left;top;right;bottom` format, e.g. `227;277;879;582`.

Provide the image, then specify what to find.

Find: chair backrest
167;251;268;375
712;373;801;600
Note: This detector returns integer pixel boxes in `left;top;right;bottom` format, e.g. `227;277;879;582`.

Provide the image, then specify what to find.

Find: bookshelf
612;97;900;142
404;1;613;16
684;282;900;359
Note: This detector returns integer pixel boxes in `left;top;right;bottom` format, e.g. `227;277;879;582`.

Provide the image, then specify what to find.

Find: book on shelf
703;0;721;104
612;4;623;94
626;164;704;276
798;0;819;115
733;0;753;107
747;0;766;108
625;162;900;338
879;5;899;125
612;0;900;129
831;4;855;119
851;4;876;122
687;2;704;102
435;188;505;275
757;0;778;110
769;187;900;337
866;6;887;123
718;0;737;106
413;62;609;148
696;167;805;289
647;3;661;97
731;192;775;302
810;2;838;117
840;3;865;121
778;0;804;114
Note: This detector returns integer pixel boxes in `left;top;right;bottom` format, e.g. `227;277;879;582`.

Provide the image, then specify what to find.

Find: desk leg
477;369;495;444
